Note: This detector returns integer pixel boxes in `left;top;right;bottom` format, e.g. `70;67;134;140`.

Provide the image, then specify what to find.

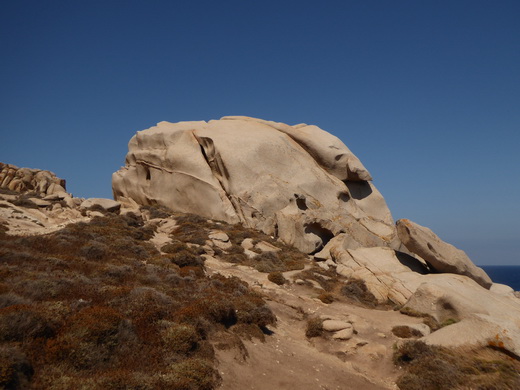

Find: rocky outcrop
112;116;520;359
0;163;66;196
113;117;397;254
396;219;492;288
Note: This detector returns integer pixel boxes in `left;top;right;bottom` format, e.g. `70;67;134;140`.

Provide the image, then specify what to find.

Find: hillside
1;116;520;389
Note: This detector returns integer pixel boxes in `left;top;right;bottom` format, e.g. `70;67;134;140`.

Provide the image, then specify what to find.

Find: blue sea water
481;266;520;291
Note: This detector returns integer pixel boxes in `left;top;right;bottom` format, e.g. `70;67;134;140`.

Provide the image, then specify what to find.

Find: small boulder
208;230;230;242
332;327;354;340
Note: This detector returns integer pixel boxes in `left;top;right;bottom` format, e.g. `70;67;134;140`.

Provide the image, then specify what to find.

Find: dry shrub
160;358;221;389
268;271;286;285
394;341;520;390
161;240;188;253
140;204;172;219
0;305;55;341
0;346;33;390
160;322;199;355
392;326;423;339
306;317;324;338
341;278;378;307
318;292;334;304
48;306;125;370
170;250;204;268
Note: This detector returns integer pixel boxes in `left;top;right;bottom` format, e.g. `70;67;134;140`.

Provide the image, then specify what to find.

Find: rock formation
0;162;66;196
112;116;520;358
112;116;397;254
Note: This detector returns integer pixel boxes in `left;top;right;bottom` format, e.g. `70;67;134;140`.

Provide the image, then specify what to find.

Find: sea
482;266;520;291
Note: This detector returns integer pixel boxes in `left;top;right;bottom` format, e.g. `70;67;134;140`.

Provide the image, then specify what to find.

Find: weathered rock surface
396;219;492;288
0;162;66;196
112;117;397;254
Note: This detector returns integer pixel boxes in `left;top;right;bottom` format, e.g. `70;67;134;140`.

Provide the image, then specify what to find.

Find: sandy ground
204;257;427;390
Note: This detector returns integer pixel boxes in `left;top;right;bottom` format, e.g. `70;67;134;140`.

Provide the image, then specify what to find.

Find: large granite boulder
112;116;398;253
396;219;492;288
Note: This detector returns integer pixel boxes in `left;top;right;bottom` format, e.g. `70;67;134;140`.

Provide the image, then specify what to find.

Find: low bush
268;271;286;285
341;278;378;307
0;346;33;390
305;317;324;338
317;292;334;304
169;250;205;268
391;326;423;339
394;341;520;390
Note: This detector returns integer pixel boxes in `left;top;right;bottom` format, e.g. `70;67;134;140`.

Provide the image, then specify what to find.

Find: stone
332;327;354;340
322;320;352;332
80;198;121;213
396;219;492;288
241;238;254;250
112;117;397;254
213;240;233;250
208;230;230;242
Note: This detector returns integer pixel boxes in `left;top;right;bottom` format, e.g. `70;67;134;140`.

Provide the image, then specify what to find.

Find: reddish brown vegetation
0;213;275;389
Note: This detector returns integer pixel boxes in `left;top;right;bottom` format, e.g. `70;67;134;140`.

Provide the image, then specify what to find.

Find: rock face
396;219;492;288
113;116;397;253
0;163;66;196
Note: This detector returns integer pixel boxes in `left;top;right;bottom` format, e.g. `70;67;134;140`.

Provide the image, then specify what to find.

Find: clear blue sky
1;1;519;265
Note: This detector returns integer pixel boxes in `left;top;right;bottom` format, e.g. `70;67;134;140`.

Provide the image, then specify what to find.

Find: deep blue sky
1;1;519;265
